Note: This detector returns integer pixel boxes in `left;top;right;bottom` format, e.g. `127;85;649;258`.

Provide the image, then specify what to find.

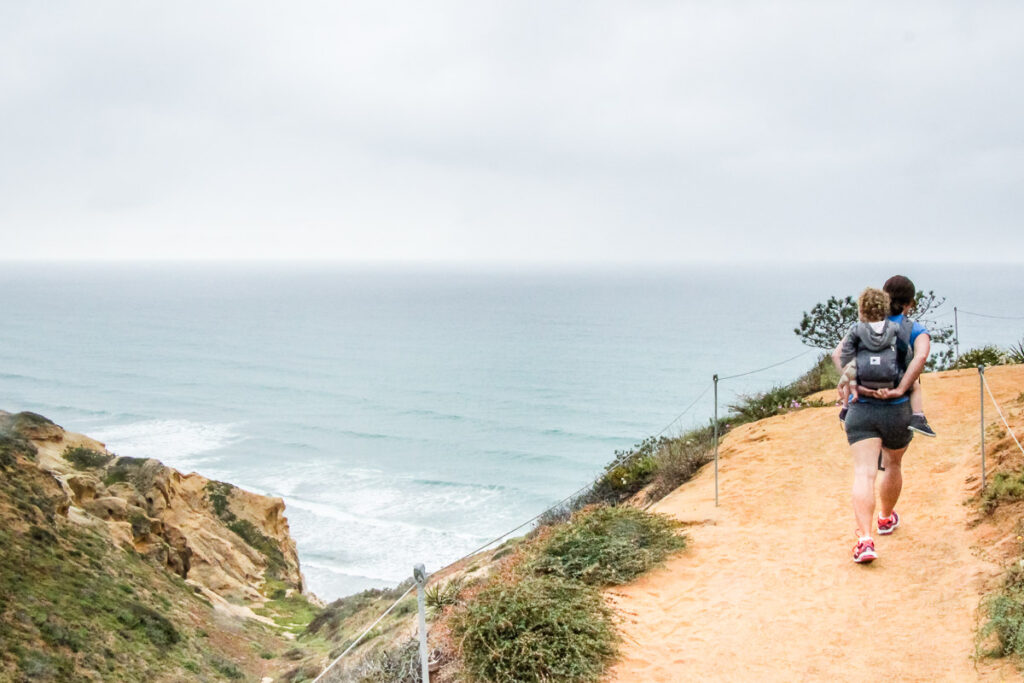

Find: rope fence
313;307;1023;681
310;343;823;681
982;370;1024;459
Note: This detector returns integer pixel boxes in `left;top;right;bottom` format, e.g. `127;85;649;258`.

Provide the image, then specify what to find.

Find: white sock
859;535;872;543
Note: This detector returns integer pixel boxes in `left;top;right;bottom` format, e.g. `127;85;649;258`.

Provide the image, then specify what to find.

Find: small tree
794;290;954;370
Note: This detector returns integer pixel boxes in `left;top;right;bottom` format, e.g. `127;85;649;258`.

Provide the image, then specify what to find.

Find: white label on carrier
870;356;881;365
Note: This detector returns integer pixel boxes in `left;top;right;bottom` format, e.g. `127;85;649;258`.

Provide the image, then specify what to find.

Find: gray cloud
2;2;1023;262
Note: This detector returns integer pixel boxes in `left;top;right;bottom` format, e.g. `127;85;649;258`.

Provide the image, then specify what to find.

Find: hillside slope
0;411;327;681
607;365;1024;682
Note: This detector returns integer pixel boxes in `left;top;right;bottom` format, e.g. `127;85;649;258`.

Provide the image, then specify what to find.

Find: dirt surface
607;365;1024;682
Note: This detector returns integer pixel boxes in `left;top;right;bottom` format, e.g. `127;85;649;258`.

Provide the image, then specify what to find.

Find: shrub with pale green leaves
529;506;686;586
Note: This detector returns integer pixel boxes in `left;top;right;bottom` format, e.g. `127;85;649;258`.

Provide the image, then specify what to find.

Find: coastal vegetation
953;345;1023;370
973;388;1024;667
0;411;330;681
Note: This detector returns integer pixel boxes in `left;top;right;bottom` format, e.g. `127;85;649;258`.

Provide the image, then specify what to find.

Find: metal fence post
713;374;719;507
979;365;986;490
413;564;430;683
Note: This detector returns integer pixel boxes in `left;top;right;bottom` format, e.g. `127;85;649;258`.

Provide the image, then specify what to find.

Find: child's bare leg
909;378;924;413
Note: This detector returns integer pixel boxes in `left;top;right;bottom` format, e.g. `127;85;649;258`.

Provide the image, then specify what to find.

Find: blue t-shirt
854;315;929;405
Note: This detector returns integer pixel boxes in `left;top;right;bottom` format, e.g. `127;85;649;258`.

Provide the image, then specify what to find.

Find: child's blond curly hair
858;287;890;323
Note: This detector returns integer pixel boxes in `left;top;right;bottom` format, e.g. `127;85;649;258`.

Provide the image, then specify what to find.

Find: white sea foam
89;419;244;470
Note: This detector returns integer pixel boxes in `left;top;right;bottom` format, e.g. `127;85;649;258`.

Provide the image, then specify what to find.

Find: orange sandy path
607;365;1024;682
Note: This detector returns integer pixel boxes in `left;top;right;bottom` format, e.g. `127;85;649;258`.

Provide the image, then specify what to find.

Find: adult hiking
831;275;931;563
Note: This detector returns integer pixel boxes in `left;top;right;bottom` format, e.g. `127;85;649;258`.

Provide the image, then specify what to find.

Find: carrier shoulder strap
895;318;915;371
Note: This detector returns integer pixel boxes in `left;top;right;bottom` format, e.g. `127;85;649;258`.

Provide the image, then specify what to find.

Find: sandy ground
607;365;1024;682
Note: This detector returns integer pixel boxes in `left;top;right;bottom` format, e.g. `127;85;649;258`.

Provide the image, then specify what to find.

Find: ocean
1;262;1021;600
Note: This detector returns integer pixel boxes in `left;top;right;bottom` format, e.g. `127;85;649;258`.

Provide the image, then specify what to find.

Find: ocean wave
89;419;244;468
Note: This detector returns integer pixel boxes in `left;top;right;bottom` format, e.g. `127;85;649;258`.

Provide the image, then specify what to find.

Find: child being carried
837;287;937;437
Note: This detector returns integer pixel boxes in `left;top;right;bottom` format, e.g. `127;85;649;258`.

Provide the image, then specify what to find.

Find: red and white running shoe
852;538;877;563
877;511;900;536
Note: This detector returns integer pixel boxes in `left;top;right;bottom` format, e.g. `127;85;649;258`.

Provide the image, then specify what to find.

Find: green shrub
981;472;1024;513
117;603;180;647
102;457;147;487
227;519;287;578
530;506;686;586
789;354;842;395
351;640;421;683
62;446;112;469
304;581;414;638
210;656;244;679
728;384;823;423
646;428;715;501
588;436;665;505
1009;339;1024;365
954;346;1014;370
980;553;1024;659
424;577;464;613
0;431;38;466
205;481;234;519
453;575;617;683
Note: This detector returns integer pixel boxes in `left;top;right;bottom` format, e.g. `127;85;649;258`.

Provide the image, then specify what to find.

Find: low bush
424;577;464;613
453;575;617;683
62;446;112;469
646;428;716;502
728;385;825;423
348;640;421;683
954;346;1015;370
102;457;147;487
529;506;686;586
1009;339;1024;365
981;472;1024;513
305;580;415;639
980;545;1024;659
588;436;664;505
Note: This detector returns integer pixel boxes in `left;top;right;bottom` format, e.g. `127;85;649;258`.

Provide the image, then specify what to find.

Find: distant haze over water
1;262;1020;599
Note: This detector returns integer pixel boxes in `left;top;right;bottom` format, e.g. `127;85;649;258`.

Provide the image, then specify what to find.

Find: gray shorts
845;400;913;450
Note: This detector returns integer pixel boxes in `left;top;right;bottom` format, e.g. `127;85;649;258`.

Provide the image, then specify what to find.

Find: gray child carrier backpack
852;318;915;390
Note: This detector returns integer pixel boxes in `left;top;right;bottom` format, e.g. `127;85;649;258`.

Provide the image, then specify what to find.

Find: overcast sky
1;2;1022;263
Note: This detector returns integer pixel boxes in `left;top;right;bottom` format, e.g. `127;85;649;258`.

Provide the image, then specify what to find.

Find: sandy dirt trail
607;366;1024;682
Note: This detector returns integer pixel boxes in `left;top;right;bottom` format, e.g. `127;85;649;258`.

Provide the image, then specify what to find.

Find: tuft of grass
453;575;617;683
646;426;715;502
424;577;464;613
102;456;147;487
980;539;1024;660
62;445;112;469
349;640;422;683
529;506;686;586
981;472;1024;513
1009;339;1024;365
728;384;825;423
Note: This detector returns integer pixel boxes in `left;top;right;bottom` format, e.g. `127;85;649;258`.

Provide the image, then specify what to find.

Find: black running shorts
844;400;913;450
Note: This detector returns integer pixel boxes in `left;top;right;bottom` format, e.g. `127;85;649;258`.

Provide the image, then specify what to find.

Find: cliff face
0;410;332;682
2;410;304;610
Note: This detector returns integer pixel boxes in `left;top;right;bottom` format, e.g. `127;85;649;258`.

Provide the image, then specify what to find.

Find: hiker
837;280;937;438
831;276;931;563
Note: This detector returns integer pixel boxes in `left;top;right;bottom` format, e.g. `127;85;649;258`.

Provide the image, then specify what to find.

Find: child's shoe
908;414;937;437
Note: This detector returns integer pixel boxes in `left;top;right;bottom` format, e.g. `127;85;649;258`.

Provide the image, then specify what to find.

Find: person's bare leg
910;379;924;413
851;438;883;537
878;446;907;519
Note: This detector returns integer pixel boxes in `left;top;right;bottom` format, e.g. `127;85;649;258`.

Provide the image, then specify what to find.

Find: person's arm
879;333;930;400
831;340;843;372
